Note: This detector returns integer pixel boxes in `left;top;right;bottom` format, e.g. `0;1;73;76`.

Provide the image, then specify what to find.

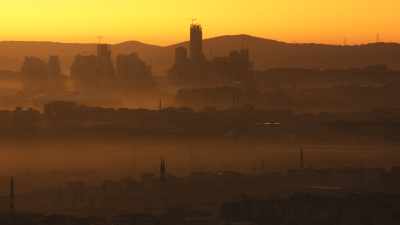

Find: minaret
10;176;15;215
159;99;163;111
300;147;304;170
160;158;167;182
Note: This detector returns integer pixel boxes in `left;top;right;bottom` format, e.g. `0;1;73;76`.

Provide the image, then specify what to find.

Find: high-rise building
71;44;117;93
48;56;61;78
70;55;98;91
175;47;188;66
21;56;48;92
116;53;154;91
116;53;152;80
97;44;112;59
96;44;115;79
47;55;65;92
190;24;204;63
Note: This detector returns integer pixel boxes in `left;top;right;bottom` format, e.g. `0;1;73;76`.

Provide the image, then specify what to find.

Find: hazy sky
1;0;399;45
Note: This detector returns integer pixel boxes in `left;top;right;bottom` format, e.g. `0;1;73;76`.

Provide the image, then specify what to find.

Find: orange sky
1;0;399;45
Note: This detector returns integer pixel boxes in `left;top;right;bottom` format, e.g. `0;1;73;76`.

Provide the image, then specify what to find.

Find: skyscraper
115;53;154;92
47;55;65;92
96;44;115;79
48;55;61;78
175;46;188;66
21;56;48;93
190;24;204;63
97;44;112;59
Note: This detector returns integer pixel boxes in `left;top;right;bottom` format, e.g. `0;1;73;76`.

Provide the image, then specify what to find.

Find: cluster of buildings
14;23;400;113
168;24;253;88
20;55;64;94
18;24;400;112
19;23;253;104
21;43;155;99
221;192;400;225
1;100;400;144
71;44;154;95
2;162;400;225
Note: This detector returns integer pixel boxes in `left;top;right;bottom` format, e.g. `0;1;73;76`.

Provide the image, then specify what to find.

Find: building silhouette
47;55;65;92
20;56;48;93
160;158;167;182
116;53;154;92
97;44;111;59
96;44;115;80
20;55;66;94
190;24;205;63
175;47;189;66
71;55;98;92
169;23;254;88
211;49;253;84
71;44;116;93
48;56;61;78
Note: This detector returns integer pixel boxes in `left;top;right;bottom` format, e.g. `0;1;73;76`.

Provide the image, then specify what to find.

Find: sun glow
1;0;399;45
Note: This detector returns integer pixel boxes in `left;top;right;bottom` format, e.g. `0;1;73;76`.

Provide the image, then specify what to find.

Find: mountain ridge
3;34;397;48
0;35;400;75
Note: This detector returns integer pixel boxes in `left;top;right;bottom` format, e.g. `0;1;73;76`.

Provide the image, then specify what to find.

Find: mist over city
0;1;400;224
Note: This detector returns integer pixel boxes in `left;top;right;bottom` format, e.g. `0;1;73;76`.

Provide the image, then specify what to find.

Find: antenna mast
10;177;15;215
97;35;104;44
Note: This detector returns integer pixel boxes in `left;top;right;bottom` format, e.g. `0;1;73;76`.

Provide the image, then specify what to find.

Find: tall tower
97;44;112;59
160;158;167;182
299;147;304;170
10;177;15;215
190;24;204;63
48;56;61;77
96;44;115;79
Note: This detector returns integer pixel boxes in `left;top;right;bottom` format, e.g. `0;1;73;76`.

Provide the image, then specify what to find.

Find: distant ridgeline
5;24;400;112
2;36;400;73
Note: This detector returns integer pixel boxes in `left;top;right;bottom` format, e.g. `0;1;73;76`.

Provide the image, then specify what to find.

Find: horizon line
0;34;398;48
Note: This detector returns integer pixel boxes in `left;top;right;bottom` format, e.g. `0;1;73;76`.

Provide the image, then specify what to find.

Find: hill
0;36;400;76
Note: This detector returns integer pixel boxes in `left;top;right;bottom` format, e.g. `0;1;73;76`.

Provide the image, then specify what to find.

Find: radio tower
160;158;167;182
10;177;15;215
299;147;304;170
159;99;163;111
97;35;104;44
376;33;381;43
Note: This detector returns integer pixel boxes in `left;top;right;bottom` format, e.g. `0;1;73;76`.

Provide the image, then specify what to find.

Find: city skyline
1;2;400;224
1;0;400;45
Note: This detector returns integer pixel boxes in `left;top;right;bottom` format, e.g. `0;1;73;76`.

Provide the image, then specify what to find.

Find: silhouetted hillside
1;36;400;76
